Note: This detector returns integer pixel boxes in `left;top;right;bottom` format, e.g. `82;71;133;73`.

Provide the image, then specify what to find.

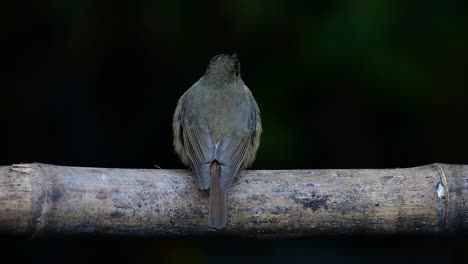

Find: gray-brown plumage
173;54;262;229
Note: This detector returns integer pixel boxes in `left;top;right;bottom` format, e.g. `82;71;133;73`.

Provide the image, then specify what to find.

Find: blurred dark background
1;0;467;263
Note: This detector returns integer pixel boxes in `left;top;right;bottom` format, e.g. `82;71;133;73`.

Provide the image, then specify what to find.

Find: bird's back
187;80;256;140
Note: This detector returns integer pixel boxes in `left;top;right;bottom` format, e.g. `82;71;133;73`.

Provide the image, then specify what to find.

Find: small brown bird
172;53;262;228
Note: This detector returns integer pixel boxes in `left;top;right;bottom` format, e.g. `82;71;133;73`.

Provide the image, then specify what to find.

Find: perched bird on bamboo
172;53;262;229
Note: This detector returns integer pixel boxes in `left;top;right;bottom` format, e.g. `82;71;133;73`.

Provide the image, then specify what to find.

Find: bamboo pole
0;163;466;238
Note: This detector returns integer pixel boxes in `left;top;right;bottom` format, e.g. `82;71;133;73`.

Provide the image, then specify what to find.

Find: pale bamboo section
0;163;466;237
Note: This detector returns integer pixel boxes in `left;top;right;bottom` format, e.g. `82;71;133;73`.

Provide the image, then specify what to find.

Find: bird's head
204;53;241;81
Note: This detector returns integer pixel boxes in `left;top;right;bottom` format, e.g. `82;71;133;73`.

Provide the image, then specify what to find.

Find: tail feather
209;161;226;229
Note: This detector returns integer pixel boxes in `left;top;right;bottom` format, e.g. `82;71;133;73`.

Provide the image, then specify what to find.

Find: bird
172;53;262;229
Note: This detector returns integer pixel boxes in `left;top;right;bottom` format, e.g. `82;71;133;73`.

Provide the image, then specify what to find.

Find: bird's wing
173;91;190;166
182;119;216;190
174;87;215;189
216;90;261;191
216;135;253;190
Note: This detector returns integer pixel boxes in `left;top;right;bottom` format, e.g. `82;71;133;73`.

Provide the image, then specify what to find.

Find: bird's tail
209;161;226;229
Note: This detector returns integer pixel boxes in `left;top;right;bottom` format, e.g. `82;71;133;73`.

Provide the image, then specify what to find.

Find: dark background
1;0;468;263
